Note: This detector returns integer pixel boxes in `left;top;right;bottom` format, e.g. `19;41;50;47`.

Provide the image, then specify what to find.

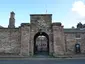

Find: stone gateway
0;11;85;57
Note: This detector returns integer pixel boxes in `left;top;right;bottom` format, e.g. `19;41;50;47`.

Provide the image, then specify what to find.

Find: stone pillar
30;30;35;56
48;30;53;55
20;24;30;56
52;23;65;57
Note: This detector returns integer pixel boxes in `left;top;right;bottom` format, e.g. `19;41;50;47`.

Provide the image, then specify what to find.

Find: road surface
0;58;85;64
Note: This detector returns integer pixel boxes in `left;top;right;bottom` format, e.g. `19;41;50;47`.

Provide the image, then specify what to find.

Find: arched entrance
34;32;49;55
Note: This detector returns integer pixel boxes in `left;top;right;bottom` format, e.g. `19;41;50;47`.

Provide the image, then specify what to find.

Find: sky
0;0;85;28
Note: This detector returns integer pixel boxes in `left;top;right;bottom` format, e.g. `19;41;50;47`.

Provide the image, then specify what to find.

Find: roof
0;25;4;28
30;14;52;16
64;28;85;33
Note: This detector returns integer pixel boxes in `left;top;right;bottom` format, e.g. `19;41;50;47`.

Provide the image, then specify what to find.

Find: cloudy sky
0;0;85;28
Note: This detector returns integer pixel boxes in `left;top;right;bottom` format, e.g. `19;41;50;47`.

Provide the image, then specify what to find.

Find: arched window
75;43;81;54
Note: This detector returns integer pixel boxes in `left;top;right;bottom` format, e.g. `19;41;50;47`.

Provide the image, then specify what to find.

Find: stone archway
34;32;49;55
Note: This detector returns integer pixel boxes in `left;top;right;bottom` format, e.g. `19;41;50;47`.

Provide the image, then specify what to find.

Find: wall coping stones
30;14;52;16
21;23;30;27
52;22;62;26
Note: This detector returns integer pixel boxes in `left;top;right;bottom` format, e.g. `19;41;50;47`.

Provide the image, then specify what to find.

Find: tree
83;24;85;28
77;22;83;28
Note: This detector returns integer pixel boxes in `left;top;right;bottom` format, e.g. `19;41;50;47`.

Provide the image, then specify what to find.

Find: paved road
0;59;85;64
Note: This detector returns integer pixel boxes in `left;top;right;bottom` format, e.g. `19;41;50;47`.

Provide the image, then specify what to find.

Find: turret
8;11;15;28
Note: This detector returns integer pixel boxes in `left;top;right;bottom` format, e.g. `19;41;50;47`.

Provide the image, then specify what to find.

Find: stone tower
8;11;15;28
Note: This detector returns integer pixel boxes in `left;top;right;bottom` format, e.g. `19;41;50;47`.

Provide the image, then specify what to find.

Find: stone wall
64;33;76;54
79;33;85;54
52;23;65;56
64;32;85;55
20;25;30;56
0;28;20;54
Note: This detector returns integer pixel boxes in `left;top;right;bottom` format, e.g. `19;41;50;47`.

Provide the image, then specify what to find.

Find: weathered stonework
64;32;85;55
0;28;20;54
0;12;85;57
20;25;30;56
52;23;65;56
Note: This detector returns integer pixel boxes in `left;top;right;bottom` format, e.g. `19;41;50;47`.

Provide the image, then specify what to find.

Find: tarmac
0;54;84;60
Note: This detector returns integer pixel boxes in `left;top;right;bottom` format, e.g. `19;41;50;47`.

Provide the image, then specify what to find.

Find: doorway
34;32;49;55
